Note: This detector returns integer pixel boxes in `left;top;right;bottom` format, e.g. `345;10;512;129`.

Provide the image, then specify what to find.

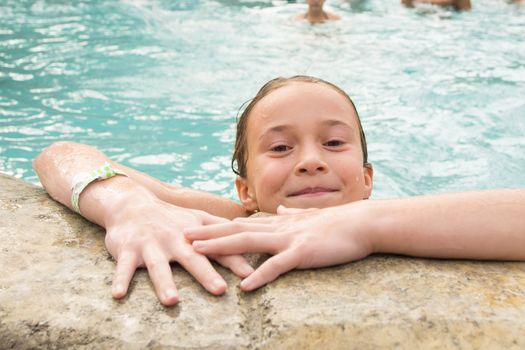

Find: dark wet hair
232;75;369;178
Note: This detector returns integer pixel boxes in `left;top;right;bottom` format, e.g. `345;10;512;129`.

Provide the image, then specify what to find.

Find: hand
104;195;254;306
184;204;374;292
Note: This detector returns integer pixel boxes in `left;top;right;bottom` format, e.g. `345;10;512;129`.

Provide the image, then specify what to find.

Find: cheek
333;158;364;183
252;158;290;190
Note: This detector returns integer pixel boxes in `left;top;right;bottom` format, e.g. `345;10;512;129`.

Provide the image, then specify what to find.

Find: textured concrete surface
1;172;525;349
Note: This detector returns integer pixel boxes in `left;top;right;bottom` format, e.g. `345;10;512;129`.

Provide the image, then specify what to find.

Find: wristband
70;162;128;215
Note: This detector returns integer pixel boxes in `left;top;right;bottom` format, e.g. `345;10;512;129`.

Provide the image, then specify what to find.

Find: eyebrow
258;119;355;141
258;125;291;141
321;119;354;129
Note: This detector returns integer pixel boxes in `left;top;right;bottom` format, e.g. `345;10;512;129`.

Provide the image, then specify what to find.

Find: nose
294;146;328;176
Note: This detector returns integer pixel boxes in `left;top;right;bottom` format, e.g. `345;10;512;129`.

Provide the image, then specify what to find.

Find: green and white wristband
70;162;128;215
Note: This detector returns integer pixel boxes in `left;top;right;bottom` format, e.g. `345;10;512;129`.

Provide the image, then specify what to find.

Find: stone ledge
1;173;524;349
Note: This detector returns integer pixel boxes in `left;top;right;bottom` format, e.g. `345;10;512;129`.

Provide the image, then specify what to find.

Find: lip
288;187;338;197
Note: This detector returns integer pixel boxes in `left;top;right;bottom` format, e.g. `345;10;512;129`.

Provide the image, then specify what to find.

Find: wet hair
231;75;369;178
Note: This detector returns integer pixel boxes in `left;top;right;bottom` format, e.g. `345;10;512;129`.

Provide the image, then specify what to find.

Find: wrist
344;200;384;255
70;162;128;215
102;183;158;229
331;200;377;256
362;199;404;255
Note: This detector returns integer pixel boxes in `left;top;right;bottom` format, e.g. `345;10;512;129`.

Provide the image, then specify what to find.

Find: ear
235;177;259;212
362;164;373;199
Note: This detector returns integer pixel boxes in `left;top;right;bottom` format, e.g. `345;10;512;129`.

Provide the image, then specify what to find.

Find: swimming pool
1;0;524;201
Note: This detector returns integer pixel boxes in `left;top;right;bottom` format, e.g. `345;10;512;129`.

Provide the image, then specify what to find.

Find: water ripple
1;0;524;195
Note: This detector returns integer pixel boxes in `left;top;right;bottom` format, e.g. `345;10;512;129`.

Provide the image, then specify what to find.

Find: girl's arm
401;0;471;10
370;189;525;260
108;158;249;220
185;189;525;291
33;141;252;305
35;141;248;219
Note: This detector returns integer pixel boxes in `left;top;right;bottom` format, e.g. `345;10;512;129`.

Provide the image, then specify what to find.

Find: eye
324;139;345;147
270;144;291;152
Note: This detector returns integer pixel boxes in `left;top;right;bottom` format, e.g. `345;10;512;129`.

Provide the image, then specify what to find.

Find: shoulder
326;11;341;20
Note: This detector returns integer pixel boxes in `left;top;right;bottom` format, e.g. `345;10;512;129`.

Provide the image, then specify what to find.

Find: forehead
248;82;359;130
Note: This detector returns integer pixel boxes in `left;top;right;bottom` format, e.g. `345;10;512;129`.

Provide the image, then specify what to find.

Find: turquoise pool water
1;0;524;200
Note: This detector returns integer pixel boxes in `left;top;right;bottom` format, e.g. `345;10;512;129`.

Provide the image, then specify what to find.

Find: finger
175;247;227;296
142;245;179;306
112;250;139;299
276;205;318;215
239;250;299;291
232;216;277;224
199;211;230;225
193;232;281;256
184;222;273;241
184;222;238;240
211;254;255;278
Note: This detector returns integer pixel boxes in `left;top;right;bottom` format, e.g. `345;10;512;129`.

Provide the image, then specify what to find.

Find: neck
306;7;327;22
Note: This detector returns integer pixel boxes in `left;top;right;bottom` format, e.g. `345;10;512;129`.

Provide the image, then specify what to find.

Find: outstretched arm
34;141;248;219
185;189;525;291
401;0;471;10
369;189;525;259
33;141;252;305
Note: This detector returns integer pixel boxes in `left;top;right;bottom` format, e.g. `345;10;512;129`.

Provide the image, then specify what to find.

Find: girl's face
235;82;373;214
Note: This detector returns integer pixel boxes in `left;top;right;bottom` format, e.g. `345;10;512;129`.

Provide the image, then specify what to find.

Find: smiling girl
184;76;525;292
34;75;525;304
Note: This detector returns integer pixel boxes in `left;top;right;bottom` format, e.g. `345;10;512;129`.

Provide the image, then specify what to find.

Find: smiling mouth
288;187;338;197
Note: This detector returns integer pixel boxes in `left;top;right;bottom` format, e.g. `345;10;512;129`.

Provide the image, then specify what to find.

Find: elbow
34;141;60;171
33;141;78;174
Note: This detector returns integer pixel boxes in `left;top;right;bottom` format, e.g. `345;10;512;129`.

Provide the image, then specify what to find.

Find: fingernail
241;265;255;276
163;289;178;302
240;278;252;291
113;283;125;296
193;241;204;250
212;278;227;293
